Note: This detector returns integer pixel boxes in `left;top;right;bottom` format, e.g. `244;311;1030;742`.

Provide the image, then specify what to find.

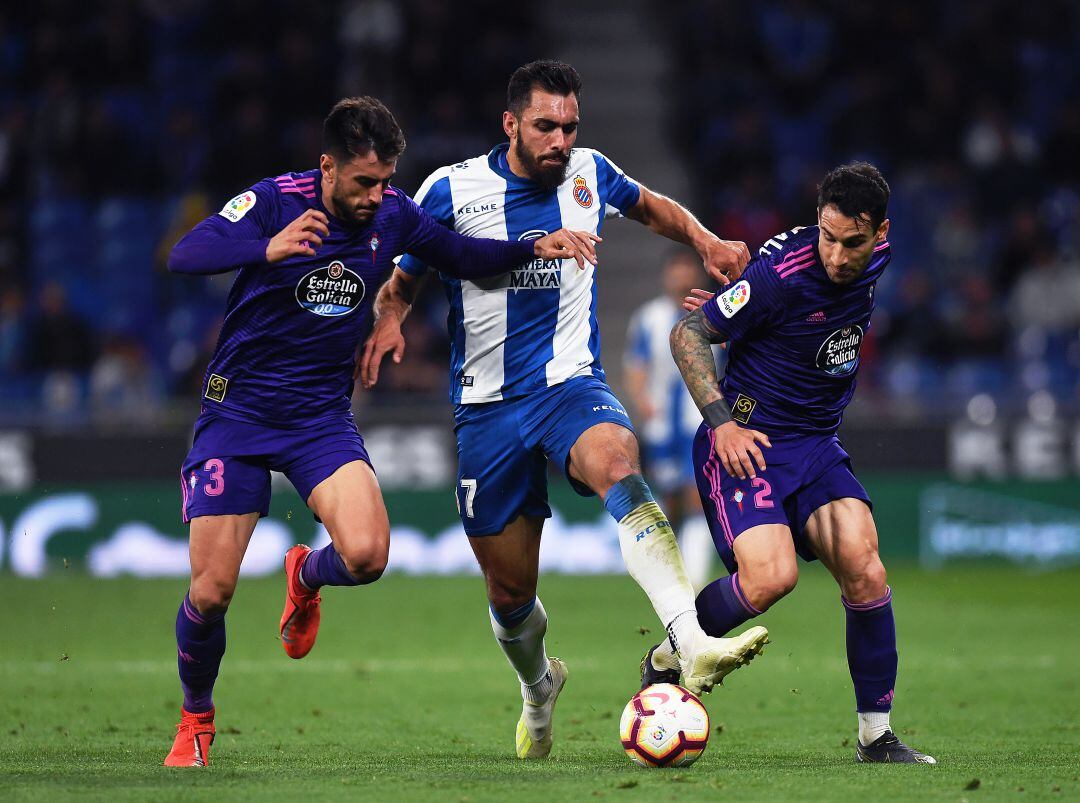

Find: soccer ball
619;683;710;768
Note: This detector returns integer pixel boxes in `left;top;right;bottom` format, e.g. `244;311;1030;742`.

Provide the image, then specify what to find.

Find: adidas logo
806;310;827;323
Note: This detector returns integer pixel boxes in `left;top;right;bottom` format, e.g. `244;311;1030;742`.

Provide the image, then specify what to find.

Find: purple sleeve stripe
773;244;814;272
778;255;816;279
842;586;892;611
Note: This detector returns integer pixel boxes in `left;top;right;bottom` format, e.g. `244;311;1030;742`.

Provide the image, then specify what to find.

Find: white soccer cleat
680;625;769;695
515;657;568;759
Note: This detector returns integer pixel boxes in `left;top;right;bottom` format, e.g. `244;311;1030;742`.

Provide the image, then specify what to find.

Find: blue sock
176;594;225;714
695;572;761;637
299;544;361;589
844;587;897;712
490;597;536;630
603;474;654;522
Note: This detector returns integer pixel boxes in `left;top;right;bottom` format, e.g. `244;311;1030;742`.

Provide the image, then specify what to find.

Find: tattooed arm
670;308;771;479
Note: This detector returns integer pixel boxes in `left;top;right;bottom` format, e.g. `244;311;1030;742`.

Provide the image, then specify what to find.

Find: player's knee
189;576;236;616
487;578;536;614
842;554;888;603
339;540;388;584
744;562;798;610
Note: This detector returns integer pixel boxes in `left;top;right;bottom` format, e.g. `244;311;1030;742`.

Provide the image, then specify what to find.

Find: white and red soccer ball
619;683;710;768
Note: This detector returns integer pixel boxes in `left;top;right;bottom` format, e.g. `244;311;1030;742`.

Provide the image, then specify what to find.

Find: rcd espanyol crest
573;176;593;208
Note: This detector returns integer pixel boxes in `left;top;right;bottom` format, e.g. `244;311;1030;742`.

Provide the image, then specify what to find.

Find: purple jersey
701;225;890;435
169;169;534;426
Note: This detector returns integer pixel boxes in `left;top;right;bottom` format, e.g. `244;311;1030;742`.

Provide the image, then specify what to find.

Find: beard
330;190;378;226
514;138;569;191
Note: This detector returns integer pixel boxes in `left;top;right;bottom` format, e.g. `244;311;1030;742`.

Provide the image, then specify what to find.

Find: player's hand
698;234;750;286
682;288;715;313
712;421;771;480
359;314;406;389
534;229;601;269
265;209;330;263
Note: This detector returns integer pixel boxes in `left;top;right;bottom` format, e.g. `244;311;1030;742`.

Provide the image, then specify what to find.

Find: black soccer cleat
856;730;937;764
639;643;680;690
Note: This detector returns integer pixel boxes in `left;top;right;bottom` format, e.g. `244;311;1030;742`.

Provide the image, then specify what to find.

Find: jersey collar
487;143;539;187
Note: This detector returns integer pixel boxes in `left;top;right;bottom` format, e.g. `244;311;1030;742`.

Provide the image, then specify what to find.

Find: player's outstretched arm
670;309;770;479
360;268;424;389
626;186;750;285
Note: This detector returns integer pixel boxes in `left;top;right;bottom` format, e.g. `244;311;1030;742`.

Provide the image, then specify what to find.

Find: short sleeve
593;152;641;218
701;259;787;342
398;169;454;277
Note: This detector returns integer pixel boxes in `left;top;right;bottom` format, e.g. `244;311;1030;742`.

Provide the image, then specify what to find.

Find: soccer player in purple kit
162;96;598;767
645;163;937;764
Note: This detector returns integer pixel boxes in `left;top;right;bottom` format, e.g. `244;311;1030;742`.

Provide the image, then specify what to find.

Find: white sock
858;711;891;746
616;502;703;654
679;514;714;593
488;598;550;701
650;638;680;671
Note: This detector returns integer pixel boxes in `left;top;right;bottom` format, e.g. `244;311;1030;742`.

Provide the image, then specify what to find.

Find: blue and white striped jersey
398;143;641;404
625;296;711;448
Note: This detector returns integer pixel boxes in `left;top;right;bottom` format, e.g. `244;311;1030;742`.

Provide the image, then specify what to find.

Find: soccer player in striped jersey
624;252;720;592
162;96;597;767
659;163;935;764
361;60;768;759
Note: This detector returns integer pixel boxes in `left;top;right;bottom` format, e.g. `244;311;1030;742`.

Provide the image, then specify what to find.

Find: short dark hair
322;96;406;163
817;162;890;230
507;60;582;117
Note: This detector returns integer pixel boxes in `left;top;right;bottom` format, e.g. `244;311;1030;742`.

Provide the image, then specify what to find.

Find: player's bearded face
817;204;889;285
323;152;397;225
509;91;579;191
514;135;570;191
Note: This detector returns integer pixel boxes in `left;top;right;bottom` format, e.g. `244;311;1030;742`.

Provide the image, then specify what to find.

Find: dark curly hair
817;162;890;230
506;60;582;117
323;96;406;163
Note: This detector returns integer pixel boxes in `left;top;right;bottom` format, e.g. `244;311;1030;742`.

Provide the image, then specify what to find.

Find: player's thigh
566;422;640;493
455;402;550;536
307;459;390;575
525;376;638;497
693;422;793;576
188;512;260;613
730;524;799;604
802;497;885;601
468;514;546;610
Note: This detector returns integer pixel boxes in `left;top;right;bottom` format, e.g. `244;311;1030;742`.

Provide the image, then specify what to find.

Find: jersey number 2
751;477;774;509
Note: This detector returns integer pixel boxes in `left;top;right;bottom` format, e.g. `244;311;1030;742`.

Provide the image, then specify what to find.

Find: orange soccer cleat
164;708;216;767
280;544;322;659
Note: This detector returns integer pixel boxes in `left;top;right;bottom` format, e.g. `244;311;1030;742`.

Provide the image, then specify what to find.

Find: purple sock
299;544;361;589
844;587;897;712
176;594;225;714
695;572;762;637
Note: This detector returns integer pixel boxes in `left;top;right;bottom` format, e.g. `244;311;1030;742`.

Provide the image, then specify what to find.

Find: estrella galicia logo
816;325;864;376
509;229;561;291
295;260;365;317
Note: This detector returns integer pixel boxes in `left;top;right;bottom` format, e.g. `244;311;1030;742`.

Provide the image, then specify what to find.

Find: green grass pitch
2;566;1077;800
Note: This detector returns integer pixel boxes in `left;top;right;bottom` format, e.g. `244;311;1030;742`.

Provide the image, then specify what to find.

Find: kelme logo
295;260;365;317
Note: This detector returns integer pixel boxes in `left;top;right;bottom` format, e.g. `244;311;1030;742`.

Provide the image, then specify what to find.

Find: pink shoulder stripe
776;253;815;277
383;187;398;196
779;261;815;279
874;241;890;252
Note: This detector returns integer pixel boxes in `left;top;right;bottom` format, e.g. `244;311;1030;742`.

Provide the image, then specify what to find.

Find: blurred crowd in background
666;0;1080;416
1;0;1077;427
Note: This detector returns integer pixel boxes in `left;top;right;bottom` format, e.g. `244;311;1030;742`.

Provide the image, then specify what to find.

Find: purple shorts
692;423;871;573
179;411;372;522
